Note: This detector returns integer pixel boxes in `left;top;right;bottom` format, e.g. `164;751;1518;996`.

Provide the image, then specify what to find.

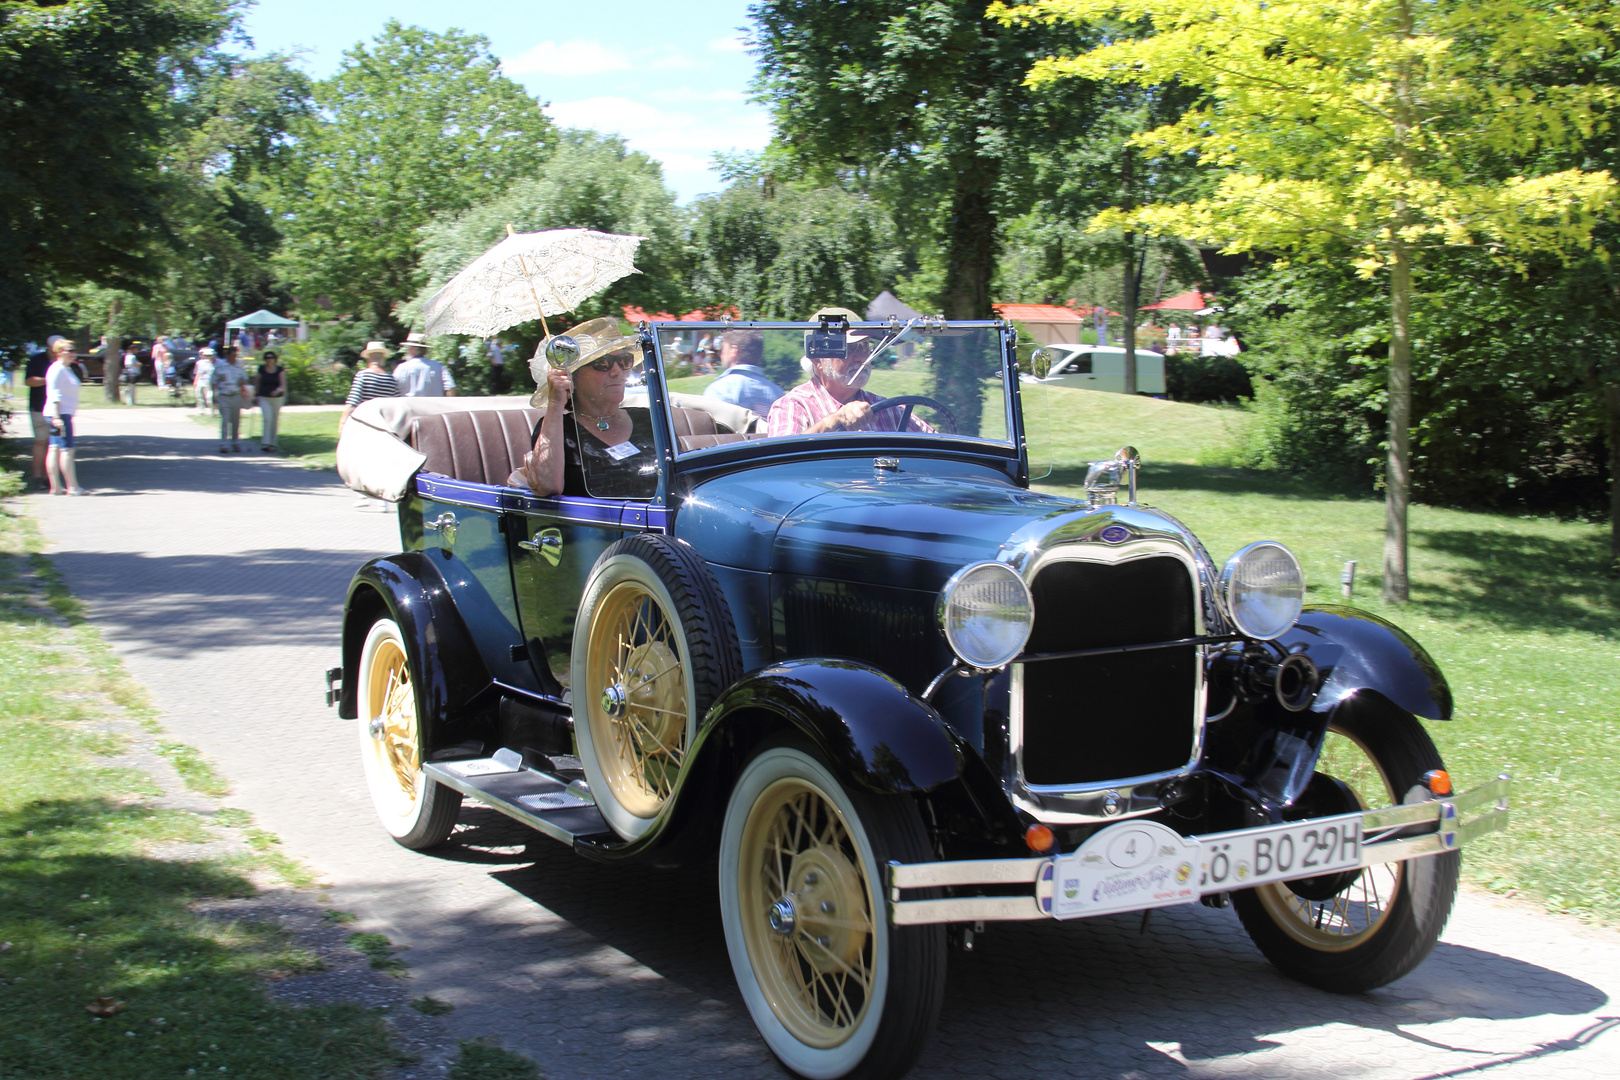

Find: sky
237;0;773;203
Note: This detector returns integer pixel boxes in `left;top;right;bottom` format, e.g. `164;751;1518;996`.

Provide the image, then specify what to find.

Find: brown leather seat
410;406;723;487
678;432;768;452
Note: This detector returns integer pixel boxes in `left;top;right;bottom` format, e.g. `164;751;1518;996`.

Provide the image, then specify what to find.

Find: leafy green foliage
687;167;902;320
410;130;684;335
750;0;1104;318
274;20;556;330
0;0;238;339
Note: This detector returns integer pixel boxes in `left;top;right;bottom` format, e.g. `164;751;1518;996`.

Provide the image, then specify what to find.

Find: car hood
677;457;1073;590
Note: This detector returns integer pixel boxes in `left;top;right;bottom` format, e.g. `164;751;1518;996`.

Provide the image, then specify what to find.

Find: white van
1032;344;1166;394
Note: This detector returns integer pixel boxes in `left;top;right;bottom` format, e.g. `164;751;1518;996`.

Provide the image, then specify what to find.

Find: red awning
992;303;1084;323
1138;290;1209;311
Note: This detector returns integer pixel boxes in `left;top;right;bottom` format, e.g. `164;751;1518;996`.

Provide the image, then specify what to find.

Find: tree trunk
1383;242;1414;603
1606;380;1620;572
103;335;123;403
1121;146;1138;396
937;157;1000;436
1122;234;1139;397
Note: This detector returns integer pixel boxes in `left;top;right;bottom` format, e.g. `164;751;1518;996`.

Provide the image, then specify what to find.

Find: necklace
576;410;615;432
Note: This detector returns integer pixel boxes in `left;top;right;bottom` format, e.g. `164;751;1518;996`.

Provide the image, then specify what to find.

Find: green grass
0;447;412;1079
447;1039;541;1080
188;410;342;469
1029;388;1620;921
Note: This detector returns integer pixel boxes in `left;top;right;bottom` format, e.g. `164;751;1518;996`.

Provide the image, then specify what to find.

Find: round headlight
1220;542;1305;639
938;562;1034;669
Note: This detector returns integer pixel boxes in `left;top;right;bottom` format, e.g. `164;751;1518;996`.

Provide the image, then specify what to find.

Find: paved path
27;407;1620;1079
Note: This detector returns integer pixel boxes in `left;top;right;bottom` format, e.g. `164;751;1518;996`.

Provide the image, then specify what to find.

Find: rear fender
340;554;496;754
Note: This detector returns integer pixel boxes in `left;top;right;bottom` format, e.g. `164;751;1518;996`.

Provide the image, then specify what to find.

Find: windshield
655;322;1014;454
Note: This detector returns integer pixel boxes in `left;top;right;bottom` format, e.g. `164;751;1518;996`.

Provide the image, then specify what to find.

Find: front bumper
888;774;1510;926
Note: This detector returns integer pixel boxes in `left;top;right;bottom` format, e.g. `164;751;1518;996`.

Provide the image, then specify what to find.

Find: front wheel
1233;699;1460;993
720;744;945;1080
357;618;461;850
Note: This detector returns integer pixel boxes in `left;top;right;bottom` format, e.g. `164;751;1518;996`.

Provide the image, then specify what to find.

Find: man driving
765;307;932;437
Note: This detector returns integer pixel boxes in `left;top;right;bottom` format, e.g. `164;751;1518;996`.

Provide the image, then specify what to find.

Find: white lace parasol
420;228;645;339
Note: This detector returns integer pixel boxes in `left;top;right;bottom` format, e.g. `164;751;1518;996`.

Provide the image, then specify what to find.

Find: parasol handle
508;224;551;339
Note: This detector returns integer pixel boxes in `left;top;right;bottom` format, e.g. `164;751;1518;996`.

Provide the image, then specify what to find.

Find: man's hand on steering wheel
865;394;956;435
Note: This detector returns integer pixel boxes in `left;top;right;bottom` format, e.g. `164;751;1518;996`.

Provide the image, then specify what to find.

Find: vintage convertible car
328;317;1508;1080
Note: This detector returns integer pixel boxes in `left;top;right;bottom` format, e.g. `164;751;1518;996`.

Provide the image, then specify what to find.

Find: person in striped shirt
339;341;400;429
765;308;933;438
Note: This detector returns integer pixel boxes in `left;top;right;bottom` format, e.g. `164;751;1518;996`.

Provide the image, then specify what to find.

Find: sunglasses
586;353;637;372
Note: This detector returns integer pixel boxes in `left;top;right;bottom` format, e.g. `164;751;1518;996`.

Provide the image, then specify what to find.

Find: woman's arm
523;366;574;496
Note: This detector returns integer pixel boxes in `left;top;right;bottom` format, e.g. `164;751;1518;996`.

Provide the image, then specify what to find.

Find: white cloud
545;94;773;202
708;34;750;53
505;39;632;77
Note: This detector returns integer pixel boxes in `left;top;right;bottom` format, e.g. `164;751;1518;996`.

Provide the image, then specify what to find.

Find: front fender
573;659;967;865
340;553;495;752
703;660;965;795
1283;604;1453;721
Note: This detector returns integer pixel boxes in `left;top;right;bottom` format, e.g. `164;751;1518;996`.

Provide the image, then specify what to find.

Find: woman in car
521;318;656;499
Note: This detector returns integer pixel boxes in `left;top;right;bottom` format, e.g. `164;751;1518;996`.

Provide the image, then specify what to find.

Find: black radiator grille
1020;554;1198;786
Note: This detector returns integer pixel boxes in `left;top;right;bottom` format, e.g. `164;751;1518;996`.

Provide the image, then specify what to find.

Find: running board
424;752;613;847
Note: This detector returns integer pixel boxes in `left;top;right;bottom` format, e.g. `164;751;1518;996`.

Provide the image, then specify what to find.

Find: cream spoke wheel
571;535;742;843
357;618;460;850
738;776;876;1050
720;744;945;1079
1233;701;1461;994
586;581;690;820
1252;727;1402;950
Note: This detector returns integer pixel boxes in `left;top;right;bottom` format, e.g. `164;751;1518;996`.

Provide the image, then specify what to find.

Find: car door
505;493;645;699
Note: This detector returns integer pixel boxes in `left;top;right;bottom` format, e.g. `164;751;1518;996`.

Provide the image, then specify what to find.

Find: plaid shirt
765;378;931;437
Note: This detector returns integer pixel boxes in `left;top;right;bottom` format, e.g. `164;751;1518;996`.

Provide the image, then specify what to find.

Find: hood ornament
1084;446;1141;508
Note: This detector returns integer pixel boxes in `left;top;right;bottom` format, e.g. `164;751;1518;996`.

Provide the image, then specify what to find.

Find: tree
749;1;1103;430
273;21;556;332
1003;0;1616;600
0;0;236;341
689;158;902;323
408;131;686;367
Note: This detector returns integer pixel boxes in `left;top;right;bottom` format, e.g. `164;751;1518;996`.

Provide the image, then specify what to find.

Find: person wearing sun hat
339;341;400;430
764;306;932;437
519;317;655;498
393;330;456;397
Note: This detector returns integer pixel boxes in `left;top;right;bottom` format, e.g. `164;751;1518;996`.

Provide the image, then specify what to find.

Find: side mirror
545;335;580;370
1030;347;1053;380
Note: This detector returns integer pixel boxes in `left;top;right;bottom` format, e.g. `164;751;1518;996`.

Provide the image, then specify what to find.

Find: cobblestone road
27;407;1620;1079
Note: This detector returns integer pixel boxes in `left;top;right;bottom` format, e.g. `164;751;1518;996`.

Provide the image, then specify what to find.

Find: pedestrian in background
151;335;170;391
194;347;216;414
23;336;61;490
393;332;456;397
255;350;287;452
42;338;85;495
121;344;141;406
210;345;250;453
339;341;400;428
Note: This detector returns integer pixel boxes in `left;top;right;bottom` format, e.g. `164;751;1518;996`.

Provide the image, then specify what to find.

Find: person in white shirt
392;331;457;397
121;347;141;406
42;338;85;495
209;346;251;453
194;348;216;414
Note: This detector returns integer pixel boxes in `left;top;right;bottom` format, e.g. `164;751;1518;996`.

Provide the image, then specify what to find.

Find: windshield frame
641;319;1031;485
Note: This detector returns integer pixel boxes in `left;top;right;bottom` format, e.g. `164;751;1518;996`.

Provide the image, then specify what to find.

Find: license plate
1198;813;1362;892
1046;812;1365;920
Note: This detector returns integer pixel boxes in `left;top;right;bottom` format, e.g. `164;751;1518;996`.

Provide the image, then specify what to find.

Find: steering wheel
865;395;956;435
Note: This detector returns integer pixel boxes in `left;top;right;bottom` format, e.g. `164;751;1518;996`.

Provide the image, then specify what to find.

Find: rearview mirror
1030;347;1053;380
545;335;580;370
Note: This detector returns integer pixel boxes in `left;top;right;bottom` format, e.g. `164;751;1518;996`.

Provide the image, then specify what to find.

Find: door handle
518;527;563;566
426;512;457;547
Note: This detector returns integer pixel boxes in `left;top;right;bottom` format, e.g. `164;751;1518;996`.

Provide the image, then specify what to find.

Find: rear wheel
720;744;945;1080
1233;699;1459;992
357;618;461;849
